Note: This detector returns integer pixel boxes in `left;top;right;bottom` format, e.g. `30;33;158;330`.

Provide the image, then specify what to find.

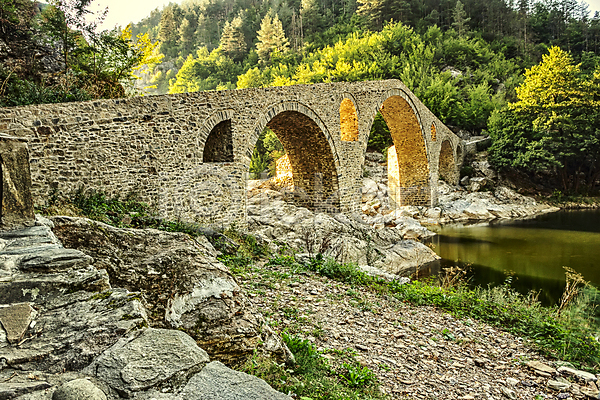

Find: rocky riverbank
237;259;600;399
359;152;559;228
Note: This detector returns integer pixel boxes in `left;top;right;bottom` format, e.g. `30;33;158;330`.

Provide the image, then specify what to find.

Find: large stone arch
365;89;431;206
439;140;458;185
247;102;341;211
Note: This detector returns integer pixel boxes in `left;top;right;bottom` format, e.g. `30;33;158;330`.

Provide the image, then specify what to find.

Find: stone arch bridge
0;79;463;228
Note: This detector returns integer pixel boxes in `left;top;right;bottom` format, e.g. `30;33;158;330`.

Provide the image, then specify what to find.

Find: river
428;209;600;305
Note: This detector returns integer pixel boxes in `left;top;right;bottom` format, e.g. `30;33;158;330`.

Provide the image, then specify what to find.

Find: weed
339;362;376;388
241;333;388;399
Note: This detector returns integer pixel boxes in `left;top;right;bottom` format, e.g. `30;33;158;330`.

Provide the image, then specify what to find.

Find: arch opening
431;122;437;141
378;95;430;206
439;140;458;185
340;98;359;142
249;110;340;211
203;120;234;162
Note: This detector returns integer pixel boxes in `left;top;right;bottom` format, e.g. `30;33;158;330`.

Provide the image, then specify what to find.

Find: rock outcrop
49;216;291;367
247;190;439;276
0;216;292;400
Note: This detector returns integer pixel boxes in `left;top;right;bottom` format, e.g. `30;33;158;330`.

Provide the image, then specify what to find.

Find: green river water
428;209;600;305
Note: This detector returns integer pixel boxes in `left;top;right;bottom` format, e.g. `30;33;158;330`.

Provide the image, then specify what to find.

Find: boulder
1;288;148;373
472;161;497;180
393;217;436;240
52;379;106;400
179;361;291;400
50;217;291;367
85;328;209;397
248;199;439;276
468;177;488;192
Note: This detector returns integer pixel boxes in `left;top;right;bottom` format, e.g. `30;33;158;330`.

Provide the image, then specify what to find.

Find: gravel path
238;262;599;399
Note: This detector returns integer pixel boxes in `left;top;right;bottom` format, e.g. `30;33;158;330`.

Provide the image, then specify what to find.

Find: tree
256;12;289;64
220;16;246;61
489;46;600;193
452;0;470;36
158;4;183;58
179;14;198;56
38;0;106;77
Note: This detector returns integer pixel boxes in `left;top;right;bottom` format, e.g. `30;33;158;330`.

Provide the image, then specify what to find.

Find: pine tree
256;12;289;64
159;4;183;58
179;14;198;56
300;0;323;37
220;16;246;61
357;0;385;30
452;0;471;36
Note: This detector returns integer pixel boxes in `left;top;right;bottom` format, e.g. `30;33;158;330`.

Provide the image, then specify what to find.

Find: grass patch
243;333;387;400
40;188;214;237
267;253;600;372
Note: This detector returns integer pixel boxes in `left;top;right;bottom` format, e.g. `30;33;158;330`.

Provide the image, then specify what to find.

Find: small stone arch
367;89;430;206
200;109;235;163
431;122;437;141
439;140;458;185
340;96;359;142
248;102;341;211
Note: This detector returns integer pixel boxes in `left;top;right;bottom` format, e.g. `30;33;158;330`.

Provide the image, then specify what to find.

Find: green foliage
249;127;285;178
488;46;600;193
169;48;240;93
0;70;92;107
243;332;386;399
340;363;376;388
367;111;392;153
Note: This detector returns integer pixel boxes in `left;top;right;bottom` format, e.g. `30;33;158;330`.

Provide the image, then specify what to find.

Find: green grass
242;333;388;400
263;254;600;372
41;188;210;237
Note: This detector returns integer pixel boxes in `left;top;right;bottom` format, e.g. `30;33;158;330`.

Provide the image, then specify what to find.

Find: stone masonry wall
0;80;462;228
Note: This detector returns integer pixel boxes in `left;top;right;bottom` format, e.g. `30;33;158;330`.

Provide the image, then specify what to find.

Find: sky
92;0;600;31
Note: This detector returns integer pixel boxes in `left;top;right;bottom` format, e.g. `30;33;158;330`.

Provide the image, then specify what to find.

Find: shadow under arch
366;89;431;206
439;140;458;185
247;102;341;211
199;109;236;163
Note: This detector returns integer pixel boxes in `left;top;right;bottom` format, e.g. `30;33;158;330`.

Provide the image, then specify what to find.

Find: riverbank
27;192;600;399
227;253;600;399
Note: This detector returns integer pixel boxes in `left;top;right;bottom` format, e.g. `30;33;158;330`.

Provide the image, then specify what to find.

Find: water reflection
427;210;600;305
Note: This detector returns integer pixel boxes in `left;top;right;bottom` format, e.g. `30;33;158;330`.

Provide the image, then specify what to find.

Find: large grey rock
0;267;110;305
52;378;106;400
393;216;435;240
86;328;209;397
0;225;92;278
432;181;559;224
180;361;291;400
50;216;291;367
2;289;148;373
248;196;439;276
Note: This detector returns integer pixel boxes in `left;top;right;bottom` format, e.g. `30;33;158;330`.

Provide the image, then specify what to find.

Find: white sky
91;0;600;31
